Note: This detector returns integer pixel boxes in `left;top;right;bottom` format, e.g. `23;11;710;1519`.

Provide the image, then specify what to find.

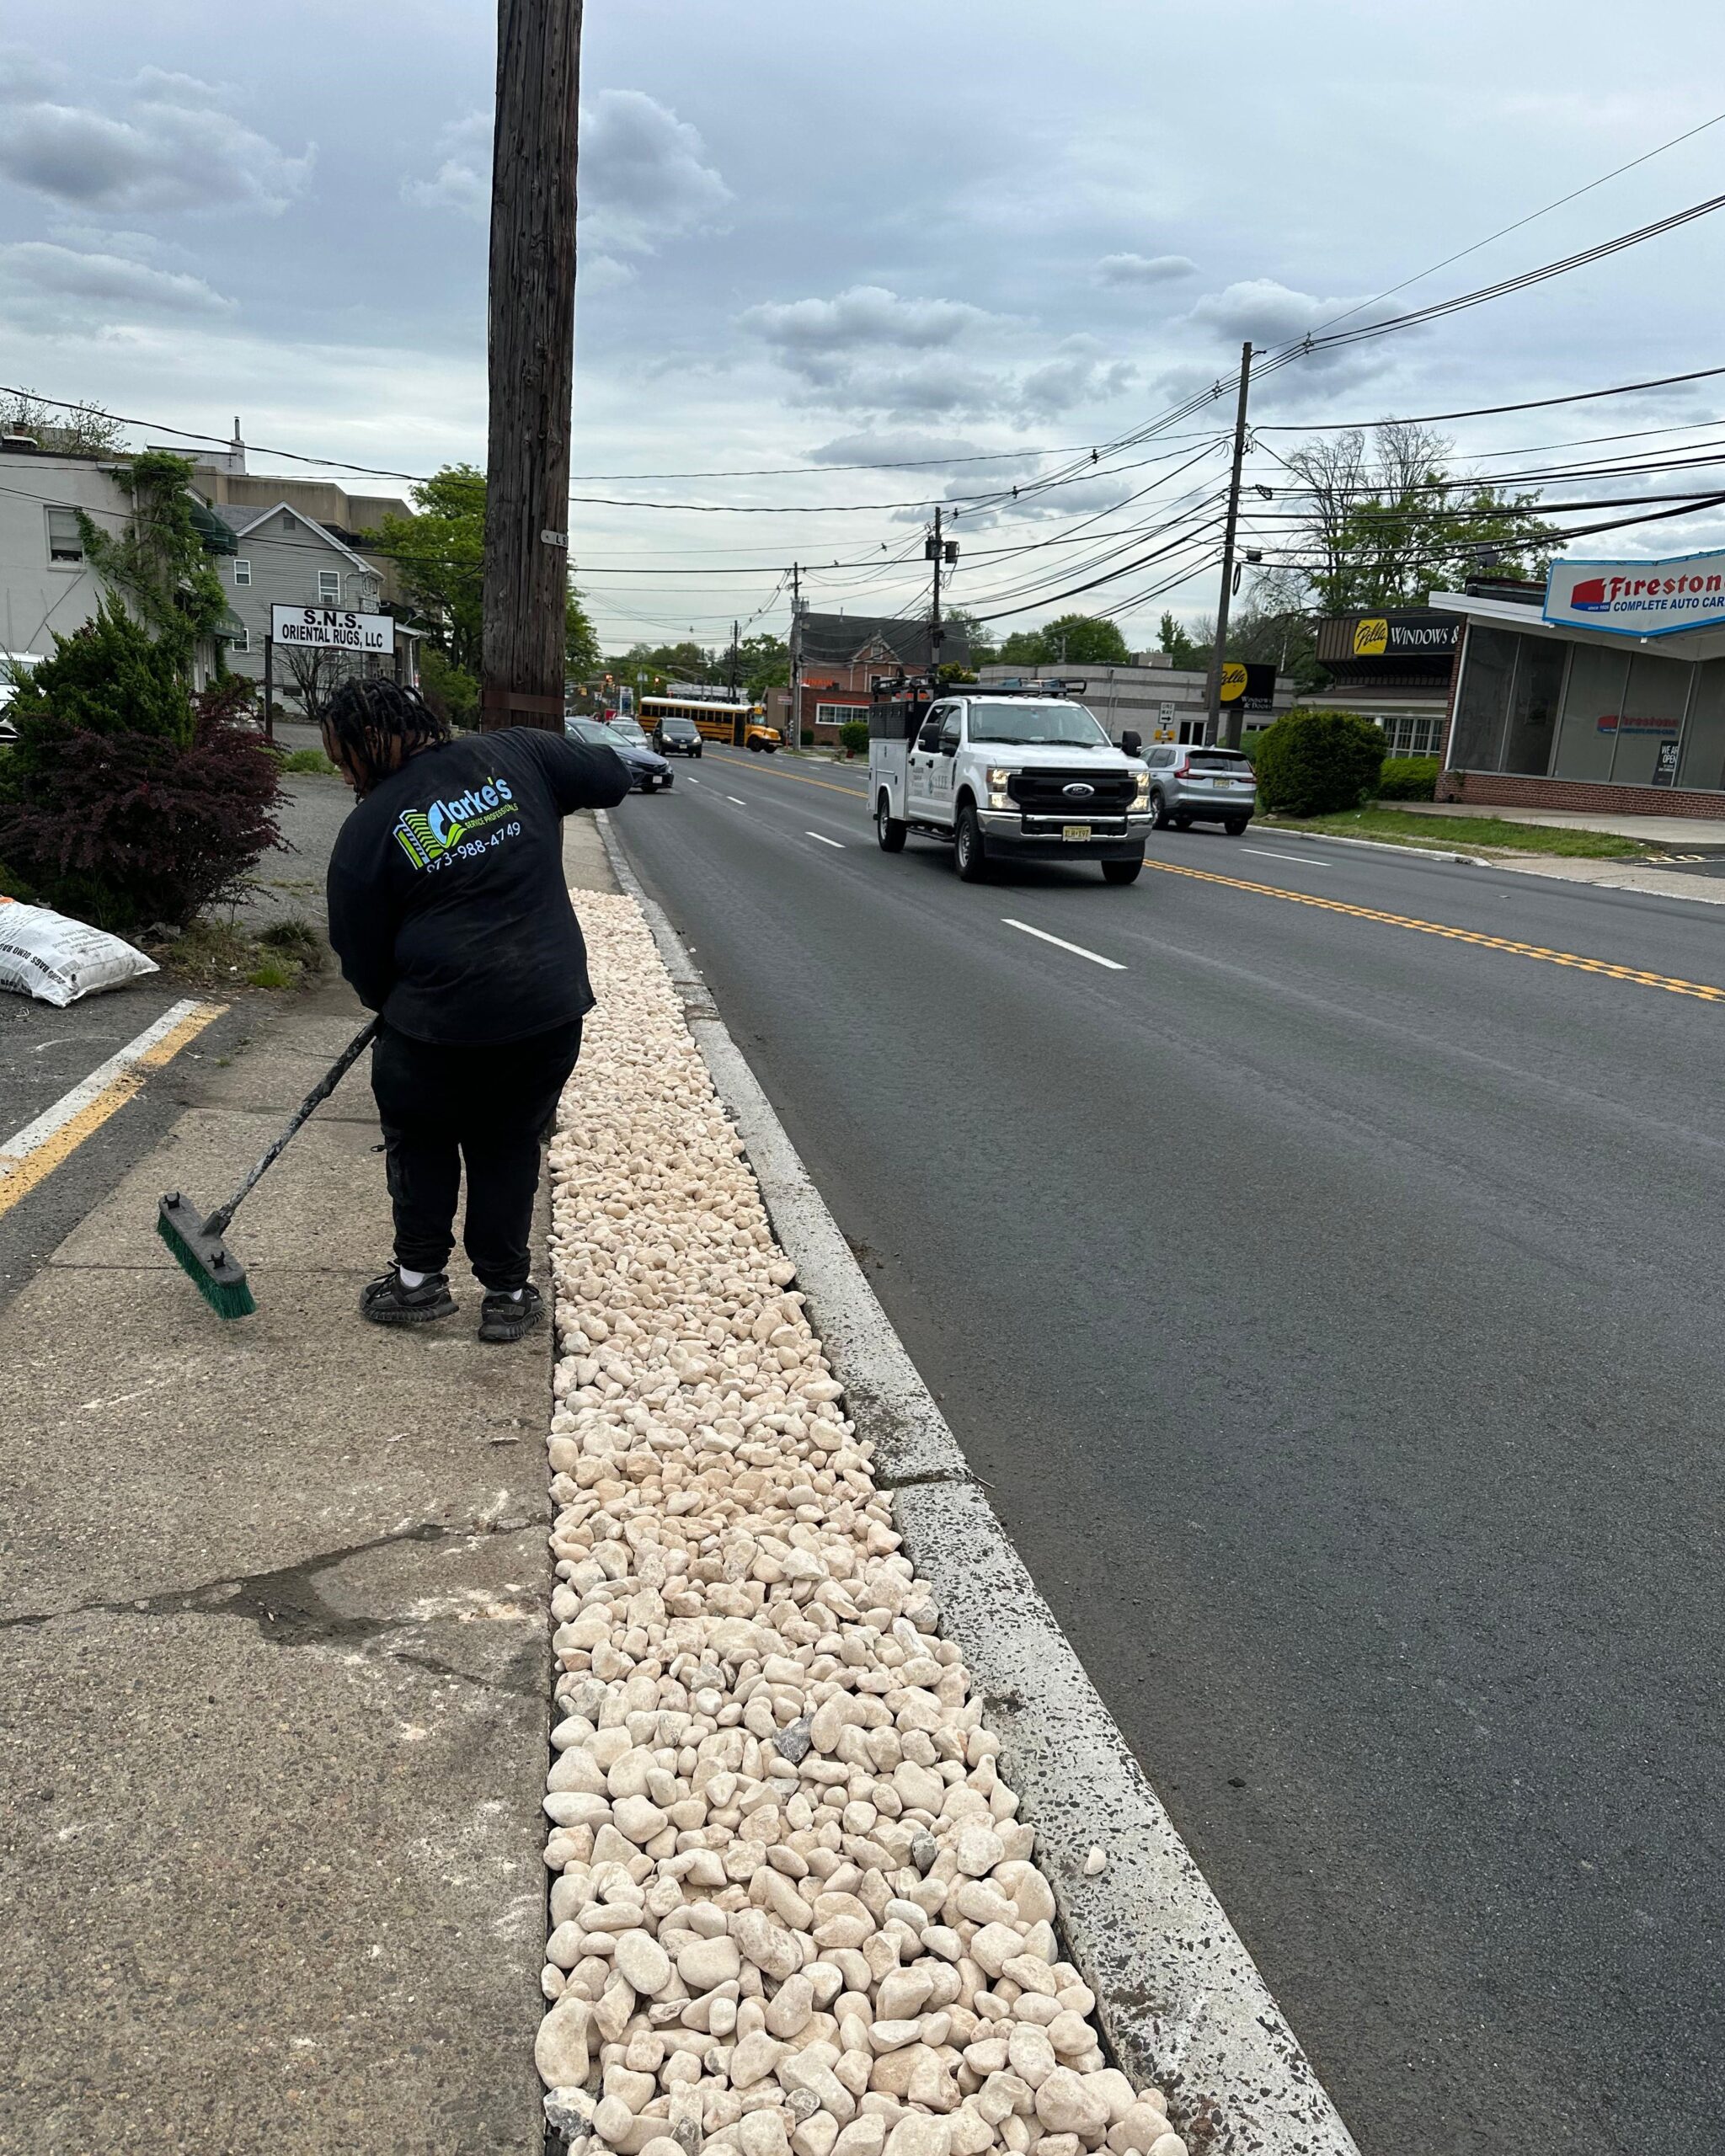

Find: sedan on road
1144;745;1257;834
653;716;703;758
566;715;674;792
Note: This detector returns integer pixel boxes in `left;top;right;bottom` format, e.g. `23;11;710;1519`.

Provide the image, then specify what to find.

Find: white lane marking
726;795;747;806
1001;919;1126;971
1240;847;1330;867
687;776;701;785
805;831;845;849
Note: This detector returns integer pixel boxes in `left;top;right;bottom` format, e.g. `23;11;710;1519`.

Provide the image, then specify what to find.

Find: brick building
770;613;972;745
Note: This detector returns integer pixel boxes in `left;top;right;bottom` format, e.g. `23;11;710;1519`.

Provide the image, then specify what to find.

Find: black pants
370;1017;583;1293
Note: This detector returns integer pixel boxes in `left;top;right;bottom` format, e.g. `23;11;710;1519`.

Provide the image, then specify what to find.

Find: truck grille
1007;768;1140;814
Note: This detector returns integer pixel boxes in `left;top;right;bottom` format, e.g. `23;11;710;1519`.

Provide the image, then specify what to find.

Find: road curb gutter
1255;825;1492;867
595;813;1359;2156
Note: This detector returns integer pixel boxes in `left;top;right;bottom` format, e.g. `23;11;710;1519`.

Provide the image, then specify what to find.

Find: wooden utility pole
1204;341;1253;750
787;563;802;744
927;507;946;674
481;0;583;732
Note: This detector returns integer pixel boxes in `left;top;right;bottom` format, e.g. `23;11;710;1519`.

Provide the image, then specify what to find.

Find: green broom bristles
156;1195;258;1320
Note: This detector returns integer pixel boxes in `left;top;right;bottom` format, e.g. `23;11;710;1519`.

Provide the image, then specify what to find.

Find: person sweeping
321;679;630;1342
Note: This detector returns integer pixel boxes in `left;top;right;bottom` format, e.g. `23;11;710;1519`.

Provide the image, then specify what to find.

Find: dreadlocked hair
322;678;450;796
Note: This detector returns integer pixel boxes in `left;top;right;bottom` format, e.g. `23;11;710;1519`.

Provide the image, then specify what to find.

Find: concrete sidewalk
1402;799;1725;846
0;817;618;2154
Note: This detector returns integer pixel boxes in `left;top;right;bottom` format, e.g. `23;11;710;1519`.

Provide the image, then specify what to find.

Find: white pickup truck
868;683;1151;883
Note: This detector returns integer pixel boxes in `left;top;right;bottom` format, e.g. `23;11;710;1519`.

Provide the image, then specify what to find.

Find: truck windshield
966;701;1111;747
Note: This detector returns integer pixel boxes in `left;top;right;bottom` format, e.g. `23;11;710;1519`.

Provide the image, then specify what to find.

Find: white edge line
1258;826;1491;867
805;831;846;849
1001;917;1127;971
0;998;211;1170
1241;847;1331;866
726;795;747;806
595;814;1358;2156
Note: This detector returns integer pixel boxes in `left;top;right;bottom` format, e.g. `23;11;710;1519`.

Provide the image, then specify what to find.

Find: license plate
1061;824;1092;841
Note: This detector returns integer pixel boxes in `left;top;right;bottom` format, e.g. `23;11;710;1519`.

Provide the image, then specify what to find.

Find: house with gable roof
768;611;971;744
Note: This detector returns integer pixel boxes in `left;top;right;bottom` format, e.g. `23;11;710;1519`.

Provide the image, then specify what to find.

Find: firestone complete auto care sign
1544;550;1725;638
270;604;395;653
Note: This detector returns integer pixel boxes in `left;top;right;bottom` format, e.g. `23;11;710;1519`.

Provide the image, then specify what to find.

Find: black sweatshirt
325;727;631;1045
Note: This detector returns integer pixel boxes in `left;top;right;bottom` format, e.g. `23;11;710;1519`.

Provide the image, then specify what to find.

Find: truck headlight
987;766;1013;810
1132;771;1151;808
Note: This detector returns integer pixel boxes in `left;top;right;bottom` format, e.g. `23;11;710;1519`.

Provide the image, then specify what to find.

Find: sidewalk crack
0;1516;530;1647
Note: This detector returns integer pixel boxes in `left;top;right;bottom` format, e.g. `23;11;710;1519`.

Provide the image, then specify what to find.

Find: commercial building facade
1305;609;1460;757
978;659;1295;745
1434;552;1725;816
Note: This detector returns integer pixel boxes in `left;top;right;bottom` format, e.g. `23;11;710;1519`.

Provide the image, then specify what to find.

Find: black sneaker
360;1267;457;1326
478;1282;546;1343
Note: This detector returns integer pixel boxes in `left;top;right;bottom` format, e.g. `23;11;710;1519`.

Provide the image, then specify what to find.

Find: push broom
157;1017;379;1318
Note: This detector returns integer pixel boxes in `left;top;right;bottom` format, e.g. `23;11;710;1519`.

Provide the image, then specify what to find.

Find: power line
1254;361;1725;434
1292;106;1725;349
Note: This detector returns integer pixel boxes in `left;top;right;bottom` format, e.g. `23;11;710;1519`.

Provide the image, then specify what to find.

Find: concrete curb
595;812;1359;2156
1256;824;1491;867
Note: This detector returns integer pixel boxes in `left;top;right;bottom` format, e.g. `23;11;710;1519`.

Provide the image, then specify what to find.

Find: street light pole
480;0;583;733
1204;340;1253;750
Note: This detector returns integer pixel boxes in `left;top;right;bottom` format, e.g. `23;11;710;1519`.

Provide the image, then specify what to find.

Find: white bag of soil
0;900;159;1006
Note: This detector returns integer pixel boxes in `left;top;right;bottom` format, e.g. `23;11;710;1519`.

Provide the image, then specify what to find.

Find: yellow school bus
643;695;781;750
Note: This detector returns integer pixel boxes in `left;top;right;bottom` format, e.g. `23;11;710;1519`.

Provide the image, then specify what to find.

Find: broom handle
206;1018;380;1236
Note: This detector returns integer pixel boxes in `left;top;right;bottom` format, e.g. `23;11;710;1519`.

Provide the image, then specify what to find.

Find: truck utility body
867;680;1151;884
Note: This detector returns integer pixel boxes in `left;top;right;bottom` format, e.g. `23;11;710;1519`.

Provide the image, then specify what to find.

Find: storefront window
1501;638;1565;775
1552;646;1628;783
1677;658;1725;791
1448;627;1518;768
1608;652;1690;786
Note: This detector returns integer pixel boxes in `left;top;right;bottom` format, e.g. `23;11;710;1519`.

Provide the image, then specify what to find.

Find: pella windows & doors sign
270;604;395;653
1543;549;1725;638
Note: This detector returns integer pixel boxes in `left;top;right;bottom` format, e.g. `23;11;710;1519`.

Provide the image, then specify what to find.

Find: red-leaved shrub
0;668;285;932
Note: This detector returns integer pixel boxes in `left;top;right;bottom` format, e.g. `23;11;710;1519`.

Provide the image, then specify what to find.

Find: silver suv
1144;745;1257;835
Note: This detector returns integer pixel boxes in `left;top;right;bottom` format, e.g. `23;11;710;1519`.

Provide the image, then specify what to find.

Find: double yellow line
0;998;226;1220
1145;858;1725;1003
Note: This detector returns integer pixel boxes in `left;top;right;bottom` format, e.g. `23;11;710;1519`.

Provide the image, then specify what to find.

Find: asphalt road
607;744;1725;2156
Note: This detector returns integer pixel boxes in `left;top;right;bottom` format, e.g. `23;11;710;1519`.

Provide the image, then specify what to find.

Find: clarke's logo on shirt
393;776;518;869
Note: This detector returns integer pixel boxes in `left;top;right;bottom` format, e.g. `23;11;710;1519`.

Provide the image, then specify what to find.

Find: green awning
189;500;238;555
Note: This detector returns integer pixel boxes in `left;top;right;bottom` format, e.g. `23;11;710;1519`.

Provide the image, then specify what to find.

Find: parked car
567;715;674;792
653;715;703;758
1143;744;1257;834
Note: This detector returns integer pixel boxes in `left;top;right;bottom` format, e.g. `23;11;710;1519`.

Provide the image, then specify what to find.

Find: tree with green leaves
0;388;124;457
996;613;1130;670
1277;422;1557;612
371;464;486;674
942;608;996;666
371;464;599;704
77;450;227;668
738;632;788;697
1156;611;1206;670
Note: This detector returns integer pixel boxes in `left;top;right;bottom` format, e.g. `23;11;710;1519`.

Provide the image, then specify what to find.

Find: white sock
398;1265;429;1289
508;1288;525;1301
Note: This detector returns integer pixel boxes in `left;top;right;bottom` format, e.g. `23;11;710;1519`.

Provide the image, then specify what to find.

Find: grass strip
1262;807;1646;857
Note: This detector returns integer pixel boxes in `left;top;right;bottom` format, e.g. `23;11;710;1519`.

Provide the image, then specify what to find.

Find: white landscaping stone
532;895;1183;2156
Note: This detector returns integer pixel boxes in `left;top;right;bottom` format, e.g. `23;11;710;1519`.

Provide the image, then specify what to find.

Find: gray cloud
1018;335;1136;419
1096;252;1198;287
0;68;312;214
582;89;730;253
746;290;1132;428
806;429;1035;475
1183;277;1361;347
403;91;729;262
0;46;64;103
1;239;232;312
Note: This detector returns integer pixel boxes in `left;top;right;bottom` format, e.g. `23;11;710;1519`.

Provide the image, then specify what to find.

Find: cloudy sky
3;0;1725;653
